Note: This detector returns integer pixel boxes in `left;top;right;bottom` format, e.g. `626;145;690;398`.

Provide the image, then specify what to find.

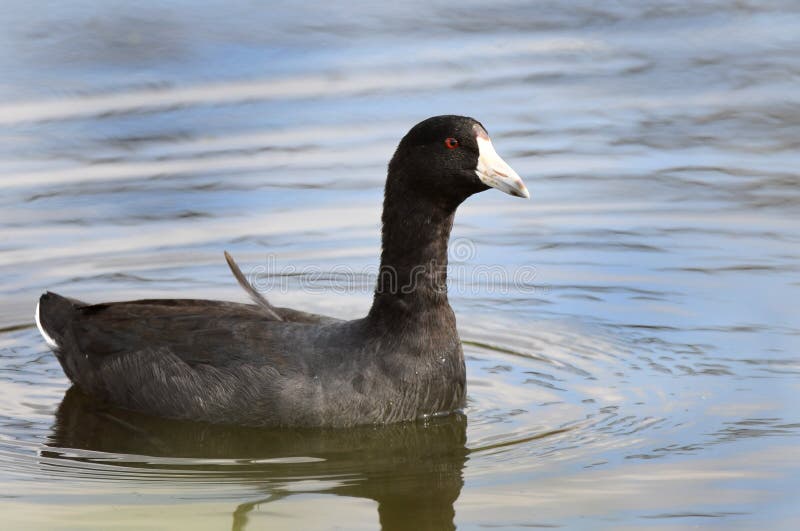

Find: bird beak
475;136;530;199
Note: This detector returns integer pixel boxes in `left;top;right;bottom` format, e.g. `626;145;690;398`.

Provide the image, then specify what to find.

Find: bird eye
444;138;460;149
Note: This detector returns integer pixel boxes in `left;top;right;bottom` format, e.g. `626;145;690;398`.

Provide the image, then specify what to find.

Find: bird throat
369;191;457;321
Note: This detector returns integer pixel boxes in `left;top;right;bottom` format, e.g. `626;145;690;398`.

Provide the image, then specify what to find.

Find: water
1;1;799;529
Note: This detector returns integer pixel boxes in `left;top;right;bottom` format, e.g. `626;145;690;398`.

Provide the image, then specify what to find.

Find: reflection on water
1;0;799;529
46;388;467;531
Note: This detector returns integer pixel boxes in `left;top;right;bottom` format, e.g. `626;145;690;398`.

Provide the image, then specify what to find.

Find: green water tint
1;0;799;528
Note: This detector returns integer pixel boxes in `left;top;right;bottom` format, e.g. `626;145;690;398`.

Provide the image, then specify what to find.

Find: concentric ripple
1;0;800;528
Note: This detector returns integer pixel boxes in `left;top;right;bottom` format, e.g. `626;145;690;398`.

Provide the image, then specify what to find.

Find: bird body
36;116;528;427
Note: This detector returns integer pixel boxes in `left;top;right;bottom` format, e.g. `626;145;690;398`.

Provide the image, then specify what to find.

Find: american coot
36;115;529;428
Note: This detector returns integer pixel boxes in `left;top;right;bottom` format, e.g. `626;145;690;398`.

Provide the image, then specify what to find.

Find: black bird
36;115;529;428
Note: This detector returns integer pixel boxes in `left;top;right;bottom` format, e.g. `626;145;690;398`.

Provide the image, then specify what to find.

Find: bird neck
367;184;459;325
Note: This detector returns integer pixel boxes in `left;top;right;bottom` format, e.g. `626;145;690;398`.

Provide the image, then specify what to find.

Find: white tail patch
35;301;58;348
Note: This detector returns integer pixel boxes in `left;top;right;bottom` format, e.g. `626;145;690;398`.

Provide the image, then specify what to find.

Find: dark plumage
36;115;529;428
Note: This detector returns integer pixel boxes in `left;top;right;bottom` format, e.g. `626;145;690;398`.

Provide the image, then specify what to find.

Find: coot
36;115;529;427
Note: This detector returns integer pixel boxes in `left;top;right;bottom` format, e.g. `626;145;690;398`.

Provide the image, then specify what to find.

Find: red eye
444;137;459;149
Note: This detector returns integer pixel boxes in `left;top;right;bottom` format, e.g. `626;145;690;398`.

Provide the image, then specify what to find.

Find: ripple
1;1;800;527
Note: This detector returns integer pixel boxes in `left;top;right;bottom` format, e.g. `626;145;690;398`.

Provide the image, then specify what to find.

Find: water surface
1;1;799;529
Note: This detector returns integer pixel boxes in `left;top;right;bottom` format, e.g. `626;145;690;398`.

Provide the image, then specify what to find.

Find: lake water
1;1;799;529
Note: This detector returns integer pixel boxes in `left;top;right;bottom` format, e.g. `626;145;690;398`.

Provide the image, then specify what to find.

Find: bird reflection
44;387;468;530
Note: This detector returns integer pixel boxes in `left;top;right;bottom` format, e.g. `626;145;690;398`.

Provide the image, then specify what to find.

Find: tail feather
36;292;83;350
35;299;58;348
